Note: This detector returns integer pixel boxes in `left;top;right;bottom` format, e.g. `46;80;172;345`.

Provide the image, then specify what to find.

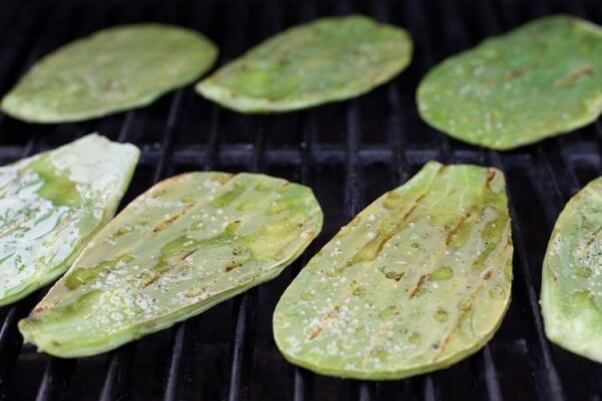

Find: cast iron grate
0;0;601;400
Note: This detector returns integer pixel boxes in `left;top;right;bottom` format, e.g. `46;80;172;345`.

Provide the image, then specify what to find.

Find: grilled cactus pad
196;15;412;113
19;172;322;358
1;24;217;123
273;162;513;380
541;177;602;362
417;15;602;150
0;134;139;307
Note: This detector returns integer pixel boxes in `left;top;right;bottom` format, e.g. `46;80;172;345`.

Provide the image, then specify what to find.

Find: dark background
0;0;601;400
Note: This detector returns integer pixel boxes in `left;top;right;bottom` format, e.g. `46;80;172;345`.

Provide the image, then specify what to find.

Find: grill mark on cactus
581;225;602;251
141;248;197;288
308;304;341;340
485;169;496;188
274;162;512;379
446;211;473;246
305;187;440;337
432;266;496;362
318;174;484;340
408;202;482;298
409;274;428;298
152;202;195;234
362;220;508;369
402;193;426;221
554;65;594;87
19;172;322;357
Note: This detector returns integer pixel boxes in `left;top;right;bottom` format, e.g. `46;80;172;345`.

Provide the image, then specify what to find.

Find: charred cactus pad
273;162;513;380
417;16;602;150
541;177;602;362
0;134;140;307
196;15;412;113
1;24;217;123
19;172;322;358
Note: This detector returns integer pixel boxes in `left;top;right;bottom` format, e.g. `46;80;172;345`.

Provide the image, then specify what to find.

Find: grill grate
0;0;602;400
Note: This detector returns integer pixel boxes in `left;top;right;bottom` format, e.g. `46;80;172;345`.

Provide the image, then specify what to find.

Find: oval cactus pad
417;16;602;150
273;162;513;380
0;134;140;307
1;24;217;123
196;15;412;113
541;177;602;362
19;172;322;357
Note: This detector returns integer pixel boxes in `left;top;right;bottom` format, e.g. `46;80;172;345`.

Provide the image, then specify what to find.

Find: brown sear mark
33;304;51;314
152;203;194;234
409;274;428;298
142;249;197;288
505;67;528;80
432;260;500;362
402;193;426;221
505;62;540;81
446;211;472;245
142;273;162;288
552;273;558;284
555;65;594;86
224;260;242;272
483;270;492;280
581;226;602;251
485;169;496;188
308;305;341;340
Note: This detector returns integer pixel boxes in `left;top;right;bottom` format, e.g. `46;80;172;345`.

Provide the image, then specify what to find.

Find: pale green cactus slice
541;177;602;362
0;134;140;307
19;172;323;357
273;161;513;380
1;24;217;123
417;15;602;150
196;15;412;113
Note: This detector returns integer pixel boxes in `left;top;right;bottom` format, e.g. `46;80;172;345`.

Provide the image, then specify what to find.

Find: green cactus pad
1;24;217;123
19;172;322;358
196;15;412;113
417;15;602;150
541;177;602;362
0;134;140;307
273;161;513;380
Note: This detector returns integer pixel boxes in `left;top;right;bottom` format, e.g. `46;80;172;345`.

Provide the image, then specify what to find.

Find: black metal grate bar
489;151;566;401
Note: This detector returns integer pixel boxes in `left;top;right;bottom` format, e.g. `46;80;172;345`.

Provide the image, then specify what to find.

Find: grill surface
0;0;601;400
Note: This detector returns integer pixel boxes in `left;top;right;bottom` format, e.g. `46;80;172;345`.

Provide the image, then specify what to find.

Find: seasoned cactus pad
19;173;322;357
273;162;513;380
0;134;140;307
1;24;217;123
196;15;412;113
541;177;602;362
417;15;602;150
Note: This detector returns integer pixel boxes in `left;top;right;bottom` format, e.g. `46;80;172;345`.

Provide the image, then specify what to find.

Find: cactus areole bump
541;177;602;363
0;134;139;307
273;161;513;380
19;172;322;358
